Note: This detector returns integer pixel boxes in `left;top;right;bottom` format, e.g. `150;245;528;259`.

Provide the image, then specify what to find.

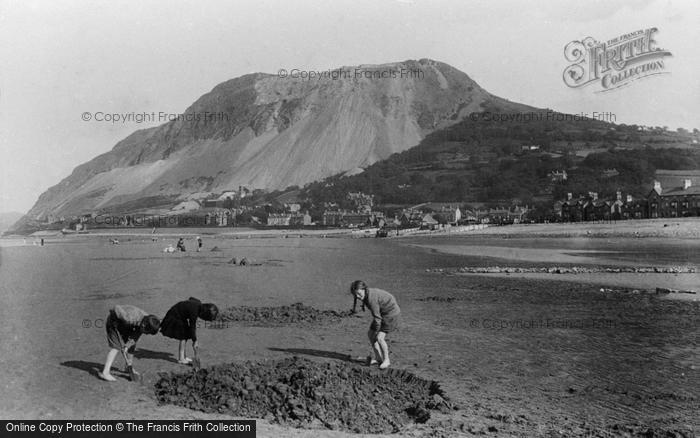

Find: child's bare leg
99;349;119;381
178;340;192;363
376;331;390;369
367;329;382;364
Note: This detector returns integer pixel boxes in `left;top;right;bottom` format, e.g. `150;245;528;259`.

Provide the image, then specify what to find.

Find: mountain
14;59;536;231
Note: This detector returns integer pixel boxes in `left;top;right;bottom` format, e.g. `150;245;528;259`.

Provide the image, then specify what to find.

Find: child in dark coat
160;297;219;364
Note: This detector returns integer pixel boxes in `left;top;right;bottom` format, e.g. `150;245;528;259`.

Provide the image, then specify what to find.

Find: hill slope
300;111;699;211
14;59;535;231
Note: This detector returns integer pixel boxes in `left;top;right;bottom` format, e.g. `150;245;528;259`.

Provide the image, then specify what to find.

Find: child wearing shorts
99;305;160;382
349;280;401;370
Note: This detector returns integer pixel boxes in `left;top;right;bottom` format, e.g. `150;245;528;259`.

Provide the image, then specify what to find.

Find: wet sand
405;238;700;296
0;230;698;436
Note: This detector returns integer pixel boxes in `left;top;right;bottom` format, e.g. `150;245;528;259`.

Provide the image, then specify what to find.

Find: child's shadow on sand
269;347;364;364
132;348;178;364
60;349;177;378
60;360;129;379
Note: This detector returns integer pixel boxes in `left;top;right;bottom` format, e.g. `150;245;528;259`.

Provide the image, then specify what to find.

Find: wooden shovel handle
192;345;201;370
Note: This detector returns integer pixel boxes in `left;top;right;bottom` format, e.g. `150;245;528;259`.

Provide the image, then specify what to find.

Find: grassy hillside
300;109;699;212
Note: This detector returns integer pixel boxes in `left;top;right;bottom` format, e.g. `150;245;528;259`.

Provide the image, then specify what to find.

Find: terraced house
647;179;700;218
561;192;634;222
559;171;700;221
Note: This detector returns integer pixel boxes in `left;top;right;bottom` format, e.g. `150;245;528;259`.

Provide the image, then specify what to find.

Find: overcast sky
1;0;698;214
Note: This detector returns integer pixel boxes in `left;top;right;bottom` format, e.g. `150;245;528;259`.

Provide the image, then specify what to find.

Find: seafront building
559;172;700;221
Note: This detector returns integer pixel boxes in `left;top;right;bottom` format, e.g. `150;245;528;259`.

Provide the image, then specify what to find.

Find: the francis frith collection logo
563;27;672;92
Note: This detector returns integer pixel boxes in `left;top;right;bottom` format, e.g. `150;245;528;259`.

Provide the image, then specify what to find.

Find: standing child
160;297;219;364
98;305;161;382
350;280;401;370
196;236;202;252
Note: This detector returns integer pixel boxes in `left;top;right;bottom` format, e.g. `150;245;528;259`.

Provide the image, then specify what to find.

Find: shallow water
405;235;700;266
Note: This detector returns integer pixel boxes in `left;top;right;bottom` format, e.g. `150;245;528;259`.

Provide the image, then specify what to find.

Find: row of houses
321;210;385;228
396;204;529;228
398;203;461;229
267;212;312;227
557;174;700;221
470;206;529;224
648;178;700;218
559;192;639;222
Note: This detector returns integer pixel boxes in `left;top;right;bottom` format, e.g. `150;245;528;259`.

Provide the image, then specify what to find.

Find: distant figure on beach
160;297;219;365
196;236;202;252
98;305;160;382
176;238;186;252
40;238;44;246
163;244;175;253
349;280;401;370
152;227;156;234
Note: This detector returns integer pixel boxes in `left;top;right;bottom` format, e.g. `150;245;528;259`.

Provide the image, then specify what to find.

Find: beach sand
0;225;698;436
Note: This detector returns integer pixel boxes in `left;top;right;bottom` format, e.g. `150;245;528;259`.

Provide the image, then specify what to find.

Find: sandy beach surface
0;221;698;436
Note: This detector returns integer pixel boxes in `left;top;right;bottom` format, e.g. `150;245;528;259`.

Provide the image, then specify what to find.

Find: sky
0;0;698;214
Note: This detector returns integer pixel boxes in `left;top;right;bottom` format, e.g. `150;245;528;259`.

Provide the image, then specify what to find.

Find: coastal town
34;168;700;237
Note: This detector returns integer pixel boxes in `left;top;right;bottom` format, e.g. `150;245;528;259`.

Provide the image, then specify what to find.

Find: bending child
160;297;219;364
99;305;160;382
349;280;401;370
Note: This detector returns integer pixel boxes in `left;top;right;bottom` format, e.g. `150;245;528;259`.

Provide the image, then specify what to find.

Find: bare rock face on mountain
17;59;531;224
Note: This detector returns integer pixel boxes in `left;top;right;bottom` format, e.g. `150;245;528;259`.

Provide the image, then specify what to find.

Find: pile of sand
154;357;452;433
218;303;354;326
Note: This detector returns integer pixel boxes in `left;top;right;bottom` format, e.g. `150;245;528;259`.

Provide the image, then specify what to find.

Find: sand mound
154;357;452;433
218;303;354;326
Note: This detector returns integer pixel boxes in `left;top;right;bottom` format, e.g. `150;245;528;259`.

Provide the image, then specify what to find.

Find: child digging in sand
99;305;160;382
350;280;401;370
160;297;219;364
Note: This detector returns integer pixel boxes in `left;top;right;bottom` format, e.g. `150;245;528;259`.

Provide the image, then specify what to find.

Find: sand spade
121;350;142;383
117;334;142;383
192;345;201;370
